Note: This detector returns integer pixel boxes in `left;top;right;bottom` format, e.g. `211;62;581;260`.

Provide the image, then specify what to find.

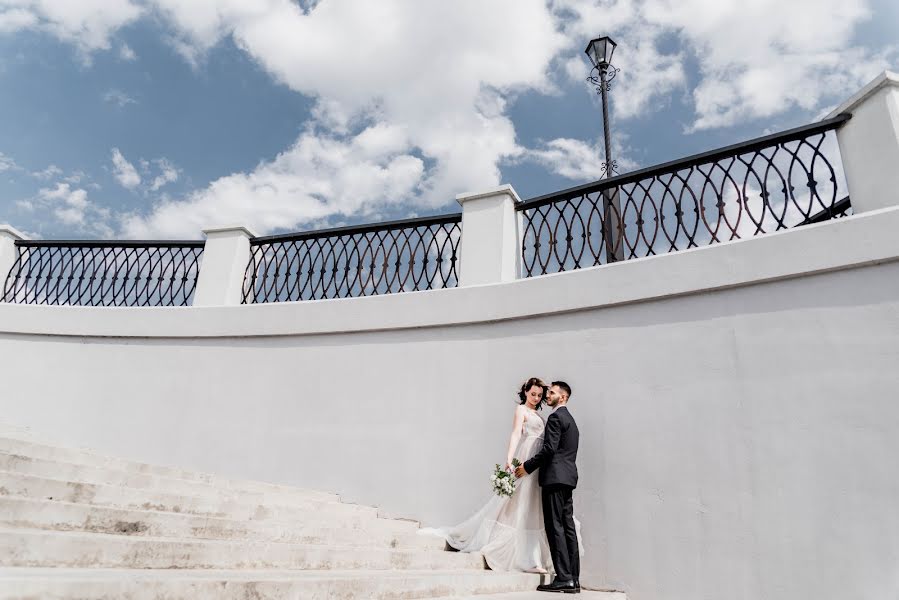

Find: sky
0;0;896;240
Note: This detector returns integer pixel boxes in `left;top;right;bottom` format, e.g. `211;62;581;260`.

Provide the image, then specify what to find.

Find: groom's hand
514;465;527;479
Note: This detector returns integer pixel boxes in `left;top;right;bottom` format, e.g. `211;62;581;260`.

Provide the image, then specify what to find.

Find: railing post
828;71;899;214
456;184;521;286
0;225;26;299
602;187;625;262
193;225;257;306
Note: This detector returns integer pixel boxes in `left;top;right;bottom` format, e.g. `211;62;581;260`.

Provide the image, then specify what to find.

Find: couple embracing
426;378;583;594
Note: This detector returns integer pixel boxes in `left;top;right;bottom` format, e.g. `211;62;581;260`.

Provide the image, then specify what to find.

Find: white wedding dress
422;408;583;573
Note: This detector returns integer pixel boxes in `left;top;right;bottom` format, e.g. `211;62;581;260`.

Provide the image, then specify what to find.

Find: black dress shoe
573;580;581;593
536;579;578;593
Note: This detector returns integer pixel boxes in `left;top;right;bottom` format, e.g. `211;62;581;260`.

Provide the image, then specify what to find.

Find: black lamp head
585;36;617;69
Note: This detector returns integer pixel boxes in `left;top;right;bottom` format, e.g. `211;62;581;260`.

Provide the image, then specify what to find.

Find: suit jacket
523;405;579;488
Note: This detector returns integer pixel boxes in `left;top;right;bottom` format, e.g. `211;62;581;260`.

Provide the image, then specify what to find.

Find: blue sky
0;0;896;239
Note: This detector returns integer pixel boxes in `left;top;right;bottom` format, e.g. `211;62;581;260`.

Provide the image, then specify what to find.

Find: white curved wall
2;207;899;600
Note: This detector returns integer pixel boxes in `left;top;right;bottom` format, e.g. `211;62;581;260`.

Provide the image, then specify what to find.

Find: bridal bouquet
491;459;521;498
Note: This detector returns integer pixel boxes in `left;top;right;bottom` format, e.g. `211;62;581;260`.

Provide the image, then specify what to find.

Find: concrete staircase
0;431;623;599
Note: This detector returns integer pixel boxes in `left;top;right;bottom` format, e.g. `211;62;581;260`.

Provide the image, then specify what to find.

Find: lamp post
585;35;624;261
585;36;619;176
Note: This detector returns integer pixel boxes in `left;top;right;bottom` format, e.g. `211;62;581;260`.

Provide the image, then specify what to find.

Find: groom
515;381;580;594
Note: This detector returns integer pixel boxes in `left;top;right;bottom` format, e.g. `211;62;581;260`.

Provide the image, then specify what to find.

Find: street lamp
585;35;624;262
585;35;619;177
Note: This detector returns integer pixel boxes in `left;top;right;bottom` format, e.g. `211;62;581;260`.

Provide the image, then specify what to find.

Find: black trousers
541;484;579;583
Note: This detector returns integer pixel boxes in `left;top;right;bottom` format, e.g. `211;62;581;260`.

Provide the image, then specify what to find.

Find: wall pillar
0;225;26;300
456;184;521;286
193;225;257;306
828;71;899;213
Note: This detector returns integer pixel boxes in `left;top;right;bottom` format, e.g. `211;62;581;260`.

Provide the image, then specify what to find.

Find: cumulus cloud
15;174;111;235
556;0;894;130
121;125;426;238
110;148;141;189
0;0;142;55
527;138;607;181
524;134;641;181
130;0;894;236
36;183;89;225
117;0;568;236
0;8;36;33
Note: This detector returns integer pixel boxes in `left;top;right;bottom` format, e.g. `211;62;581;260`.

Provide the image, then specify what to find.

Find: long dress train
421;409;583;573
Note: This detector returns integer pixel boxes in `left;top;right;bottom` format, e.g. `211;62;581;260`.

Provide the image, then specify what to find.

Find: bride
422;377;580;573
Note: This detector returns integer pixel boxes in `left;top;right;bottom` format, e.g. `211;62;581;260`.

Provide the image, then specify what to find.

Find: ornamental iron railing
518;114;852;277
798;195;852;226
1;241;204;306
242;214;462;303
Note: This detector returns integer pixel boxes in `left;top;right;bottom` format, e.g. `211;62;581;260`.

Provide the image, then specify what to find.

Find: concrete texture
0;434;552;599
0;568;545;599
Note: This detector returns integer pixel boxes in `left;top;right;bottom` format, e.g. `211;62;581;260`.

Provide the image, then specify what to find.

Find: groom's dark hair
552;381;572;400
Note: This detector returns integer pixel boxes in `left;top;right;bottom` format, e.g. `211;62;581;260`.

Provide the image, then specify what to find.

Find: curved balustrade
0;241;204;307
242;214;462;303
0;116;862;305
518;114;852;277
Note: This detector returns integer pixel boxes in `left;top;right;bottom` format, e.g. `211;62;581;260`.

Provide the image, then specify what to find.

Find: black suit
523;405;580;584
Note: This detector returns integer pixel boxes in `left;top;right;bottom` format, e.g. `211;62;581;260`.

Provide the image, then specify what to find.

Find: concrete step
0;496;442;551
0;451;344;507
0;568;545;599
0;435;336;501
0;471;396;525
0;528;485;571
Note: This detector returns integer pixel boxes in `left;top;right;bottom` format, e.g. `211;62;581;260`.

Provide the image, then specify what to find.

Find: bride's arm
505;405;526;471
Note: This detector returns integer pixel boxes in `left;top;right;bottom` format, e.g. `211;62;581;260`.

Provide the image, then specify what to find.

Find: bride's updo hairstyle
518;377;548;410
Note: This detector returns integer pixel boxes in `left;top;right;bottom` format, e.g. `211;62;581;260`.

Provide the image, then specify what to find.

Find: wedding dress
422;408;583;573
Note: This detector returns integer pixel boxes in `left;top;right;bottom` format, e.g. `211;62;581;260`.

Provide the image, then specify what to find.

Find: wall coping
456;184;522;205
1;205;898;339
0;224;27;240
202;225;259;238
826;70;899;119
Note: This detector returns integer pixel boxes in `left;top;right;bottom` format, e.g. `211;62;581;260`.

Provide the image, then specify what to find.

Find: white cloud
37;182;89;225
0;0;142;55
118;42;136;61
110;148;141;190
19;180;113;236
103;89;137;108
0;151;20;172
553;0;688;119
527;138;607;181
648;0;890;130
31;164;62;179
524;135;641;181
121;125;425;238
148;158;179;191
118;0;568;236
556;0;894;130
0;8;37;33
63;170;86;184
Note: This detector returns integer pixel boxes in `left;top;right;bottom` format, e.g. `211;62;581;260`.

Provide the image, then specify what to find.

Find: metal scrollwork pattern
1;241;204;306
519;114;852;277
242;214;462;303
